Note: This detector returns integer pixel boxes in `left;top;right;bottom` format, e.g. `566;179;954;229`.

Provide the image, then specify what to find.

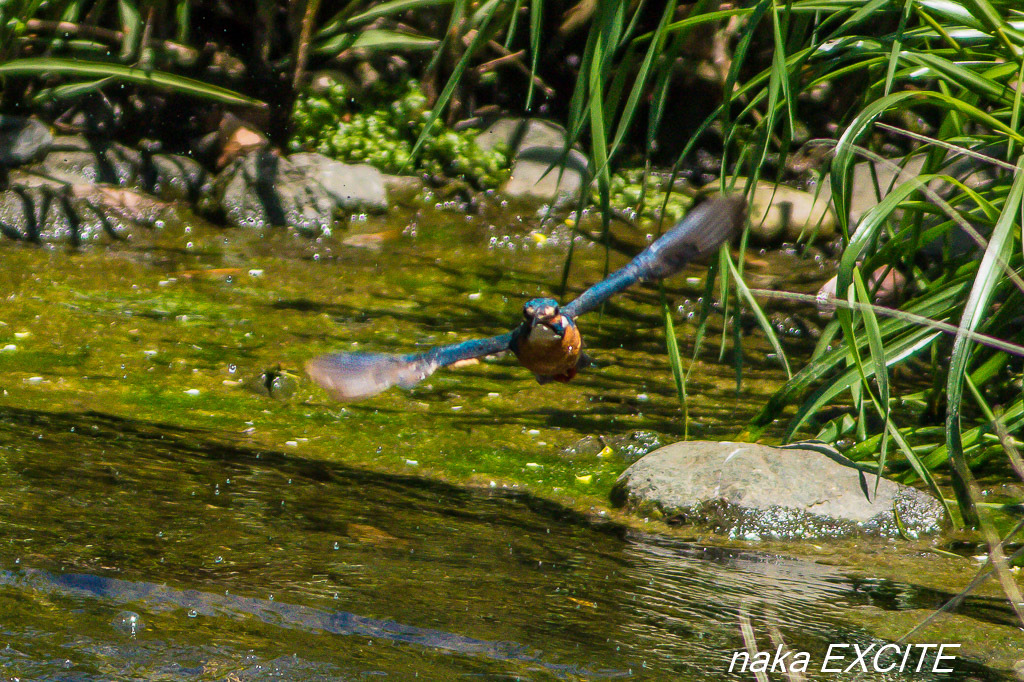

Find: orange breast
514;316;583;378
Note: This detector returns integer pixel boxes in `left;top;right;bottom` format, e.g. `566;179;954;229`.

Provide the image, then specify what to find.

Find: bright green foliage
289;79;509;189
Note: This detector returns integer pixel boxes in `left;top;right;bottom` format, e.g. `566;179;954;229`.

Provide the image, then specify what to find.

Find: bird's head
523;298;561;328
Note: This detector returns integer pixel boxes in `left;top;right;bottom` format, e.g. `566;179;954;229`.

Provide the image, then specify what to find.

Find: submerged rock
289;152;388;212
610;440;946;540
214;149;335;234
563;430;663;465
0;116;53;166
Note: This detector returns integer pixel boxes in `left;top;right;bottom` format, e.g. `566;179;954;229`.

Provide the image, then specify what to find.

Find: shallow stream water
0;206;1020;679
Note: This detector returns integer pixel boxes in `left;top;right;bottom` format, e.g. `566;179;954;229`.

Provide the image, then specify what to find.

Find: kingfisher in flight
307;196;745;402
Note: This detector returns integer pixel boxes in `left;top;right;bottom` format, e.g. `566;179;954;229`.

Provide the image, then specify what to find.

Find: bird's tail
640;195;745;280
305;352;437;402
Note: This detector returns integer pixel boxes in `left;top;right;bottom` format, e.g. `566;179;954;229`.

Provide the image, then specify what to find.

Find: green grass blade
525;0;542;111
347;0;454;25
604;0;678;169
32;77;116;103
350;30;438;50
407;3;498;164
883;0;913;96
725;255;791;379
661;289;689;439
854;267;891;491
117;0;141;61
0;57;265;107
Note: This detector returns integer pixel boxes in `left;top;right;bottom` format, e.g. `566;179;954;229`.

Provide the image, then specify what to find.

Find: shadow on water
0;407;1012;680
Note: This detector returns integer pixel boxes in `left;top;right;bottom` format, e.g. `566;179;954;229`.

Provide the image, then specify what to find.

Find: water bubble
187;609;198;618
112;611;143;637
215;556;224;564
333;541;340;550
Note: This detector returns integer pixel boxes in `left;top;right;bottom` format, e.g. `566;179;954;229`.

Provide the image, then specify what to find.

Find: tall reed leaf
945;155;1024;527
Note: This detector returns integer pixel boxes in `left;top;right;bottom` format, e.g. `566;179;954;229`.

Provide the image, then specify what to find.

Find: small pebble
1;344;16;352
183;388;200;396
405;459;419;466
285;440;298;447
248;269;264;277
468;292;482;300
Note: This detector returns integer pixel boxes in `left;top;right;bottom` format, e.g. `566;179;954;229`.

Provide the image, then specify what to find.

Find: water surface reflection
0;408;1006;680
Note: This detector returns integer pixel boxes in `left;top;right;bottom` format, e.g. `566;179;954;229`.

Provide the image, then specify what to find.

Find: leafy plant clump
289;79;509;189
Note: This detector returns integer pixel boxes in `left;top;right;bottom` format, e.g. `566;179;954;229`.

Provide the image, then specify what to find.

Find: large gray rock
611;441;946;539
289;152;388;212
0;116;53;166
147;153;212;205
0;185;139;243
37;138;144;186
475;117;591;206
503;146;590;206
475;117;568;153
214;149;335;235
35;137;210;206
819;155;995;227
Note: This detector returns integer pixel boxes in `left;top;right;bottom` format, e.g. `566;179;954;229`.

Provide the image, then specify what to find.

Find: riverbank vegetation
1;0;1022;616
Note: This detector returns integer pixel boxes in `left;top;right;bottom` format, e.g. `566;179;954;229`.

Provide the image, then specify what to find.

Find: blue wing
306;331;515;402
561;196;744;319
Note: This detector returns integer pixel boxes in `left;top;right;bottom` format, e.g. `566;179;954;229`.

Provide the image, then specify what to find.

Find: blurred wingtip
689;194;746;254
306;352;434;402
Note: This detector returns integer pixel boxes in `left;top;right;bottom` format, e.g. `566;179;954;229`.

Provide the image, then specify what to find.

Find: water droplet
215;556;223;564
187;609;198;618
333;541;339;550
